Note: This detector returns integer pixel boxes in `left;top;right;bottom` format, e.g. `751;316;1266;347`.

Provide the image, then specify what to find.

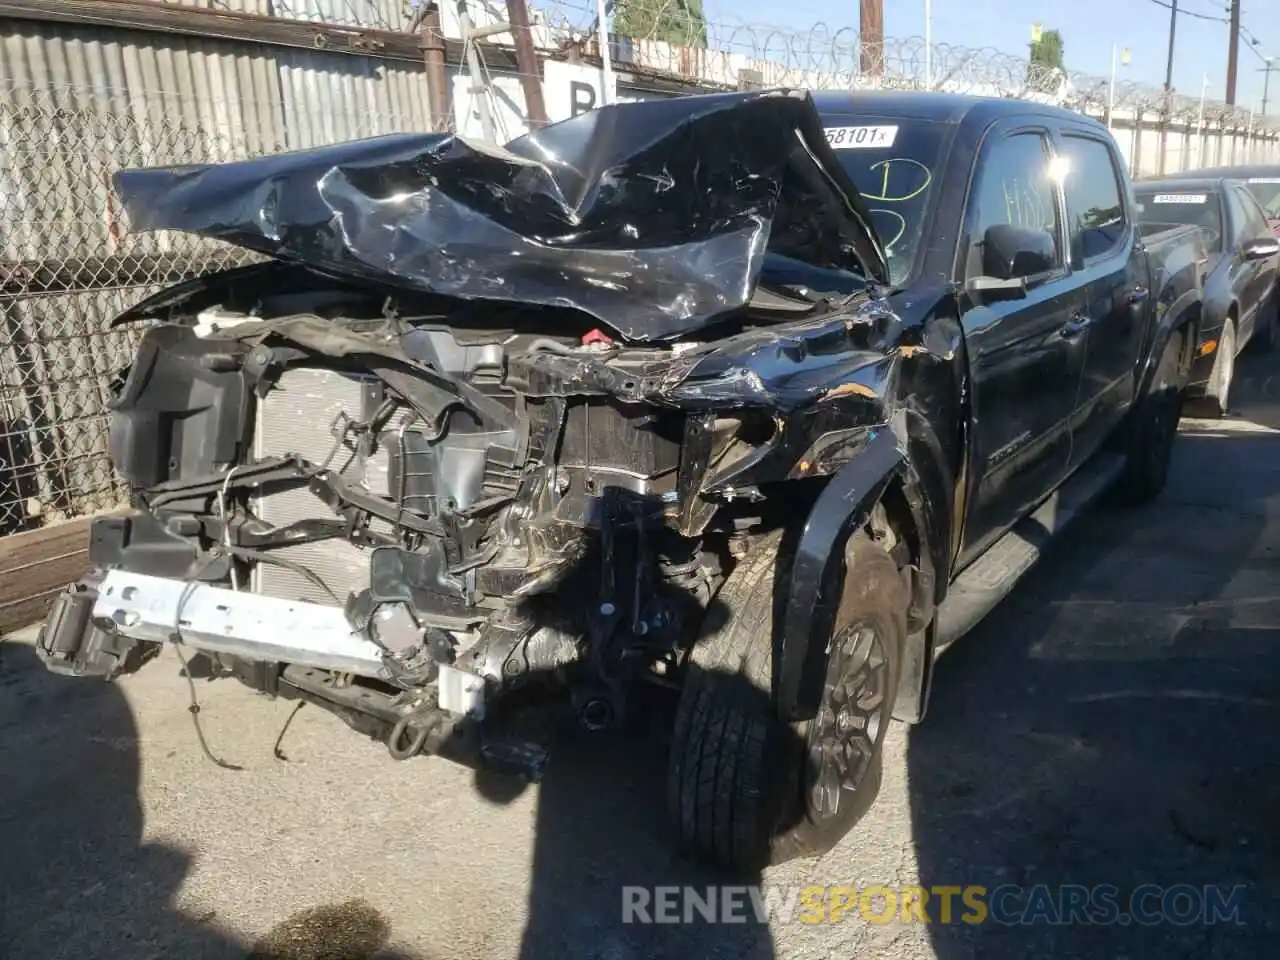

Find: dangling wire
217;465;241;592
168;574;243;772
170;640;244;772
272;701;306;762
157;510;337;770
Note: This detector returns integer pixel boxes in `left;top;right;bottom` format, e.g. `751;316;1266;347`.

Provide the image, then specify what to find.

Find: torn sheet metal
506;292;906;415
111;89;888;342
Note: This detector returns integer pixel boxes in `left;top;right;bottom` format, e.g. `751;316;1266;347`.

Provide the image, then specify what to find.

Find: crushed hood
111;88;888;342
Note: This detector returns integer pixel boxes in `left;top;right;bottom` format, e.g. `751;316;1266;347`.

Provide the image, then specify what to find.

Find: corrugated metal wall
154;0;411;30
0;9;436;535
0;17;432;263
273;0;412;30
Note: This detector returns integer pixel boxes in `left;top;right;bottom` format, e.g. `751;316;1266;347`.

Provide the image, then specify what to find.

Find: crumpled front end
108;88;888;341
36;277;917;769
37;89;925;770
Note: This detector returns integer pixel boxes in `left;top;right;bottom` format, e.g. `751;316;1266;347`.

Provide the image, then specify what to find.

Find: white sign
542;60;653;123
1151;193;1209;203
823;125;899;149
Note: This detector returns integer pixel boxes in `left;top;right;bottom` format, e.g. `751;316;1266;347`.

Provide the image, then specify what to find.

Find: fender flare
1140;294;1201;399
775;427;906;723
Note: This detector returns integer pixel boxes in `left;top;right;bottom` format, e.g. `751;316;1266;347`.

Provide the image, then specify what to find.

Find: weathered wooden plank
0;517;95;634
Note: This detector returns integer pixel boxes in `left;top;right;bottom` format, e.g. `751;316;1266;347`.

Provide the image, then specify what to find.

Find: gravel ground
3;353;1280;960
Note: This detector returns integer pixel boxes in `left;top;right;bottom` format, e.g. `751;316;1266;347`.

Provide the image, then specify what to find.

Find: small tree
613;0;708;48
1027;27;1065;94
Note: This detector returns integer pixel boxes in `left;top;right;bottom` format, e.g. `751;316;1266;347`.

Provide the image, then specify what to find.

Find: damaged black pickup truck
38;89;1205;870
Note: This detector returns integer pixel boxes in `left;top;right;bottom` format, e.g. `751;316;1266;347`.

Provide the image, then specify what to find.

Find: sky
707;0;1279;111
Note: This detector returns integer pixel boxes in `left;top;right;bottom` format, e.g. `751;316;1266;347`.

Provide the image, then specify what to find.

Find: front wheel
1115;336;1184;506
666;528;908;872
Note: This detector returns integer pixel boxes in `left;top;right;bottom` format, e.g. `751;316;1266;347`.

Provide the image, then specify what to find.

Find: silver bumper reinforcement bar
70;570;485;715
96;570;386;675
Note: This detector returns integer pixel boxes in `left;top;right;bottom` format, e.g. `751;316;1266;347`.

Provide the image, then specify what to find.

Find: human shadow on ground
1;488;811;960
0;637;424;960
468;487;814;960
484;678;786;960
908;350;1280;958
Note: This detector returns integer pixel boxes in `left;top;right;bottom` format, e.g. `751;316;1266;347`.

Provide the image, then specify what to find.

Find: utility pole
860;0;884;78
1261;58;1278;117
1226;0;1241;105
507;0;548;127
1163;0;1177;93
593;0;614;106
417;3;451;132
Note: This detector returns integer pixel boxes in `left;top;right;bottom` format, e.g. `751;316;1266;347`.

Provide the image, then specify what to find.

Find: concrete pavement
3;353;1280;959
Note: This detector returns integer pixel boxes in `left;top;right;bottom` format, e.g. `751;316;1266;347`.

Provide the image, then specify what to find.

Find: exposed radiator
251;368;392;606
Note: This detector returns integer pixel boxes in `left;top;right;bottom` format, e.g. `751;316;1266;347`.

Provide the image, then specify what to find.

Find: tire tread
667;528;904;870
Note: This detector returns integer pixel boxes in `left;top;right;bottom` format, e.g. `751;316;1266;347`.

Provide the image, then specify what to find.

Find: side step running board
933;452;1126;655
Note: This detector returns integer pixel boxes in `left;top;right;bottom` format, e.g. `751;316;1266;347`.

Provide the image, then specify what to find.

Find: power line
1146;0;1273;49
1146;0;1231;23
1240;23;1271;62
1143;0;1271;103
1149;0;1232;97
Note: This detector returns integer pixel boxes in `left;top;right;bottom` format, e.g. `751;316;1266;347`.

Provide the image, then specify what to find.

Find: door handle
1059;314;1091;339
1127;286;1149;303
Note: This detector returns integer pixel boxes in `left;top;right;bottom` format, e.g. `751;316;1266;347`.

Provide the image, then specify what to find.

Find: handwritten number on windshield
870;209;907;251
862;158;933;203
863;158;933;254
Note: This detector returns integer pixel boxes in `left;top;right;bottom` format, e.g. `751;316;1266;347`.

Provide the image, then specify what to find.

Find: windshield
819;116;951;285
1133;189;1223;251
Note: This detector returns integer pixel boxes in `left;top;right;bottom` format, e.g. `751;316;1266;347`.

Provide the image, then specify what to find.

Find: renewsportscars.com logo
621;884;1249;927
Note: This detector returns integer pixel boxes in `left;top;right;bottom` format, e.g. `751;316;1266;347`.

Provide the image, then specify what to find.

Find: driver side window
966;132;1063;282
1224;187;1254;245
1234;186;1271;240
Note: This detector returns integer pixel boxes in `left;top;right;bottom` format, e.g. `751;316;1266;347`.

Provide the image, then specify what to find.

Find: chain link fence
0;66;429;536
2;1;1279;543
1;83;242;534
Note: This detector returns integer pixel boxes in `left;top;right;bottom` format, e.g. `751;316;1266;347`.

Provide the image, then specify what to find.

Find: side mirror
981;223;1056;279
964;223;1052;303
1242;236;1280;261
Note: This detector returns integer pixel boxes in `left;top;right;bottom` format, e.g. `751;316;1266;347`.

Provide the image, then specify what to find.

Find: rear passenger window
966;133;1063;280
1060;135;1127;261
1134;191;1222;251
